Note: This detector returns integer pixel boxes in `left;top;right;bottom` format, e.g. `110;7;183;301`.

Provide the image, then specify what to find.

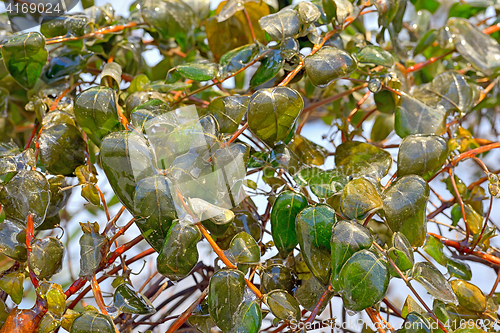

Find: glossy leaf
294;275;332;312
206;95;249;133
0;220;26;262
247;87;303;146
371;113;394;142
388;232;414;275
176;62;218;81
450;279;486;313
219;44;258;77
339;249;390;311
44;49;92;83
1;32;48;89
341;178;383;220
250;49;283;87
157;220;201;280
259;9;300;41
309;169;348;199
270;191;308;258
0;271;23;304
226;232;260;265
70;308;114;333
397;135;448;177
422;235;447;266
409;262;458;305
113;283;156;315
373;0;401;27
330;220;373;291
446;257;472;281
296;205;336;285
28;237;65;279
335;141;392;180
79;226;109;277
413;29;438;55
357;46;395;67
288;134;327;166
261;264;296;293
383;175;429;247
297;1;321;24
304;46;357;88
233;300;262;333
264;290;301;321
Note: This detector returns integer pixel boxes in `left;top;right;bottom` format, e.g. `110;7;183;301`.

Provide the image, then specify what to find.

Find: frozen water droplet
368;78;382;93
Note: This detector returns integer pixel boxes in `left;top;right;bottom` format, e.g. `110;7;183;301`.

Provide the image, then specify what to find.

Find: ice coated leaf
79;230;109;277
288;134;327;166
206;95;249;133
335;141;392;181
294;275;332;312
113;283;156;315
454;327;488;333
270;191;308;258
250;49;283;87
0;220;27;262
0;271;24;304
340;178;383;220
304;46;357;88
261;264;296;293
1;32;48;89
189;198;235;225
297;1;321;24
232;300;262;333
401;312;433;333
259;9;300;41
100;62;122;86
74;86;120;146
208;269;246;332
39;312;61;333
383;175;429;247
373;0;400;27
296;205;336;285
264;290;301;321
226;232;260;265
133;175;177;252
184;0;211;20
422;235;446;265
446;257;472;281
401;295;425;318
219;44;258;77
176;62;218;81
70;309;114;333
447;18;500;76
39;123;86;176
388;232;414;276
44;50;92;83
450;279;486;313
357;46;395;67
247;87;303;146
395;92;446;138
397;135;448;177
157;221;201;280
371;113;394;142
100;130;156;213
413;29;438;55
309;169;348;199
28;237;65;279
339;249;389;311
0;170;51;228
332;0;354;26
410;262;458;305
330;221;373;291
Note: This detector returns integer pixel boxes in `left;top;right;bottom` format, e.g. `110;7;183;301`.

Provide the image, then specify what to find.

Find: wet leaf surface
0;271;24;304
305;46;357;88
265;290;301;321
410;262;458;305
335;141;392;181
388;232;414;276
225;232;260;265
397;135;448;177
250;49;283;87
0;220;26;262
341;178;383;220
259;9;300;41
113;283;156;315
79;225;109;277
261;264;296;293
450;279;486;313
309;169;348;199
28;237;65;279
206;95;249;133
70;308;114;333
357;45;395;67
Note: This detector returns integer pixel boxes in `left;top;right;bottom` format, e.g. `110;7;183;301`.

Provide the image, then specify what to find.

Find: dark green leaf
113;283;156;315
305;46;357;88
261;264;296;293
219;44;258;77
176;62;218;81
250;49;283;87
233;300;262;333
226;232;260;265
28;237;64;279
70;309;114;333
206;95;250;133
294;275;333;312
335;141;392;181
446;257;472;281
373;0;401;27
309;169;348;199
264;290;301;321
409;262;458;305
397;135;448;177
357;46;394;67
413;29;437;55
449;3;488;19
79;227;109;277
0;220;26;262
43;50;92;83
341;178;383;220
371;113;394;142
388;232;414;276
259;9;300;41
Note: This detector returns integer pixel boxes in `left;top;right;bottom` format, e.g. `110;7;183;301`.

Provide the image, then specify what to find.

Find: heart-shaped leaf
409;262;458;305
28;237;65;280
450;279;486;313
383;175;429;246
357;45;395;67
157;220;201;280
294;275;333;312
339;249;390;311
330;220;373;291
43;49;92;83
304;46;357;88
219;44;258;77
288;134;327;166
206;95;250;133
270;191;308;258
264;290;301;321
335;141;392;181
79;225;109;277
297;1;321;24
225;232;261;265
258;9;300;41
208;269;246;333
1;32;48;90
233;300;262;333
113;283;156;315
296;205;336;285
261;264;296;293
70;308;114;333
341;178;383;220
0;270;24;304
397;135;448;177
247;86;303;146
309;169;348;199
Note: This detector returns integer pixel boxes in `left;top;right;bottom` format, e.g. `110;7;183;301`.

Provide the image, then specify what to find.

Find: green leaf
335;141;392;181
330;220;373;291
339;249;389;311
219;44;258;77
113;283;156;315
39;312;61;333
409;262;458;305
373;0;401;27
0;270;24;304
410;0;439;13
133;175;178;252
447;18;500;76
208;269;246;333
43;49;92;83
448;2;487;19
176;62;218;81
309;169;348;199
74;87;120;146
296;205;336;285
332;0;354;26
39;123;86;176
100;130;156;213
70;309;115;333
288;134;327;166
247;87;303;146
294;275;332;312
297;1;321;24
1;32;48;89
413;29;438;56
233;300;262;333
304;46;357;88
400;312;433;333
357;46;395;67
79;226;109;277
341;178;383;220
401;295;425;318
261;264;296;293
395;93;447;138
454;327;488;333
422;235;447;266
264;290;301;321
157;220;201;280
383;175;429;247
225;232;261;265
206;95;250;133
258;9;300;41
450;279;486;313
100;62;122;87
0;170;51;228
388;232;414;276
446;257;472;281
270;191;308;258
371;113;394;142
28;237;65;279
250;49;283;87
374;90;397;114
398;135;448;177
0;220;27;262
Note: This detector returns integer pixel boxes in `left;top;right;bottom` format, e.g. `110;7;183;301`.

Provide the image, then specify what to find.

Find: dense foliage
1;0;500;332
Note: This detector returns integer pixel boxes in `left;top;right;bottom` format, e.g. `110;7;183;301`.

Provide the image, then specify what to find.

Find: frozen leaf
450;279;486;313
0;220;27;262
28;237;65;279
176;62;218;81
44;49;92;83
79;225;109;277
371;113;394;142
339;249;389;311
446;257;472;281
0;271;24;304
189;198;235;225
309;169;348;199
232;300;262;333
410;262;458;305
357;46;395;67
341;178;383;220
401;295;425;318
304;46;357;88
100;62;122;86
219;44;258;77
413;29;438;55
288;134;327;166
397;135;448;177
388;232;414;276
297;1;321;24
335;141;392;181
70;308;115;333
113;283;155;315
261;264;296;293
294;275;332;312
383;175;429;247
206;95;249;133
264;290;301;321
333;0;354;26
373;0;401;27
226;232;260;265
422;235;446;266
259;9;300;41
250;49;283;87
